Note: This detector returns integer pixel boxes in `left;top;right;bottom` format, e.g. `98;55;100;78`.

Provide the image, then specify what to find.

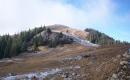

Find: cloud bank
0;0;129;41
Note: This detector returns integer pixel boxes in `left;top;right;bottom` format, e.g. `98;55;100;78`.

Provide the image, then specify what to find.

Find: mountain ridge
0;24;130;80
0;24;129;59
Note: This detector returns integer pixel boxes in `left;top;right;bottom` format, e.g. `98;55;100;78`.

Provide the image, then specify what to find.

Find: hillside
0;24;130;80
0;24;98;59
0;43;130;80
47;24;89;40
0;24;129;59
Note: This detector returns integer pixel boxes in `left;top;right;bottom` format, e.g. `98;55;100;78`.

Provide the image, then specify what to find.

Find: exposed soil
0;44;129;80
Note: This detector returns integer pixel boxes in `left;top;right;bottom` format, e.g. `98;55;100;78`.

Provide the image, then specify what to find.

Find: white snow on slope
1;65;81;80
1;68;61;80
53;30;99;47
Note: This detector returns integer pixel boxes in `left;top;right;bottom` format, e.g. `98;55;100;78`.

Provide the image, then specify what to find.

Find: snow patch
53;30;99;47
1;65;81;80
1;68;61;80
63;56;82;61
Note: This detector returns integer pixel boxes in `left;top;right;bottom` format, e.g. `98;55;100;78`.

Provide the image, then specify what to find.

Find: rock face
108;49;130;80
52;30;99;47
35;25;99;48
34;29;74;48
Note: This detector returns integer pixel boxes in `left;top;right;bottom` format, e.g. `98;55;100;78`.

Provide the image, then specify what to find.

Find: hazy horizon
0;0;130;42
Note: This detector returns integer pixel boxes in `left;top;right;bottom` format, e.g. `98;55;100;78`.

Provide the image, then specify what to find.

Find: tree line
0;26;46;59
1;26;128;59
85;28;129;45
0;26;73;59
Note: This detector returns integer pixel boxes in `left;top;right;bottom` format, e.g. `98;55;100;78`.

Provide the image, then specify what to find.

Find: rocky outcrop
34;29;73;48
108;49;130;80
53;30;99;47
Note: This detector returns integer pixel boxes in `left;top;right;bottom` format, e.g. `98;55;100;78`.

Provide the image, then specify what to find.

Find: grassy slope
0;44;129;80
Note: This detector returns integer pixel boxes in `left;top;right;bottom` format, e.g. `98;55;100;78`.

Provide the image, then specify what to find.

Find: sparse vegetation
85;28;130;45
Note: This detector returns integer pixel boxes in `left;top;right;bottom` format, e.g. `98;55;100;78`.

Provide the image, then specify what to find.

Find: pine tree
33;37;39;51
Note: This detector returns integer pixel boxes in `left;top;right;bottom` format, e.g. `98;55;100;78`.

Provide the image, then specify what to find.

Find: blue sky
0;0;130;42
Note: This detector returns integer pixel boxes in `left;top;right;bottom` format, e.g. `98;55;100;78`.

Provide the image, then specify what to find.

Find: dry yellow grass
0;44;129;80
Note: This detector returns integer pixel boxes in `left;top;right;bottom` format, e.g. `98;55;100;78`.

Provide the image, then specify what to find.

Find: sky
0;0;130;42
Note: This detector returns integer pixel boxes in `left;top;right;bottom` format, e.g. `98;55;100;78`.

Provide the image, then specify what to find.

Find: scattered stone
123;52;130;58
64;78;72;80
116;55;121;58
126;76;130;79
108;50;130;80
120;61;128;65
63;56;82;61
8;73;16;76
73;65;80;69
72;73;75;76
82;54;91;58
122;65;127;69
112;74;118;79
64;73;69;78
31;76;38;80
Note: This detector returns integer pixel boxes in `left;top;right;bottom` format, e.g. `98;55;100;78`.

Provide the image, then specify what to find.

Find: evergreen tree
85;28;130;45
0;26;45;59
33;37;39;51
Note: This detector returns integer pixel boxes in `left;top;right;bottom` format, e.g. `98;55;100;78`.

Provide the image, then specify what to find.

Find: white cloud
0;0;118;34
